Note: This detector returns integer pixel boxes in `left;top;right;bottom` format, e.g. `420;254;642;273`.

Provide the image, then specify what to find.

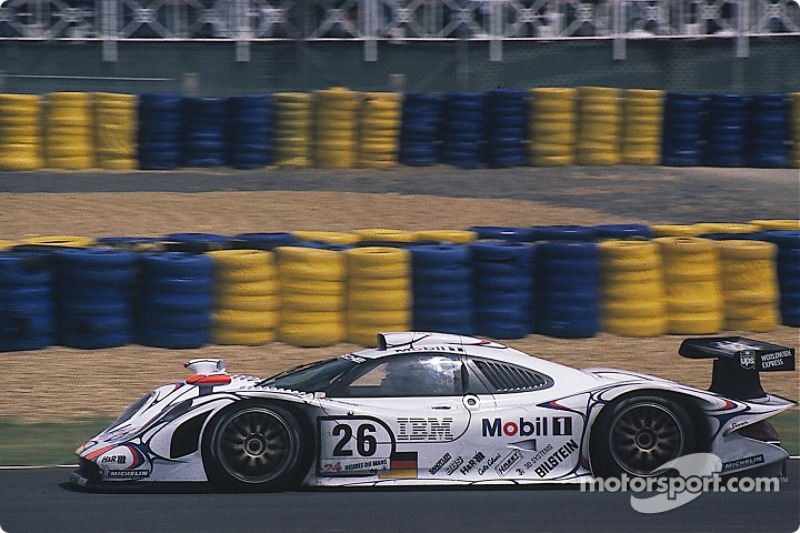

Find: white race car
71;332;796;491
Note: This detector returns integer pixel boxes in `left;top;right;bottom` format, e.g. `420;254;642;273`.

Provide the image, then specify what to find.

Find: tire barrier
182;97;226;167
161;232;231;252
747;93;790;168
227;95;274;170
138;93;182;170
137;252;213;349
528;87;577;167
0;94;43;171
346;247;412;346
0;252;54;351
695;222;760;240
274;92;313;168
410;244;475;335
485;89;528;168
414;230;478;245
760;230;800;327
530;225;598;242
209;249;279;345
599;240;667;337
656;237;723;334
358;92;402;168
471;241;533;339
468;226;533;242
354;228;416;247
791;93;800;168
94;92;138;170
44;92;94;169
749;219;800;231
96;236;164;252
534;241;600;338
717;240;779;332
55;248;137;348
314;88;359;169
442;92;485;169
650;224;702;237
576;87;622;166
705;94;746;167
232;232;298;251
592;224;652;240
277;246;346;346
293;231;359;246
661;92;706;166
17;235;95;250
399;93;442;167
621;89;663;165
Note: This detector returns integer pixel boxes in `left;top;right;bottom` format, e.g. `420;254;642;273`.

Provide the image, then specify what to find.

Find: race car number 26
318;418;393;475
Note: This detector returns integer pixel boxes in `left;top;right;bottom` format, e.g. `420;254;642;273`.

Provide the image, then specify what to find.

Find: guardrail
0;0;798;60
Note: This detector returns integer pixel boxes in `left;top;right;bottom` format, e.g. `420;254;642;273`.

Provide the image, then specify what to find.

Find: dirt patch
0;190;797;422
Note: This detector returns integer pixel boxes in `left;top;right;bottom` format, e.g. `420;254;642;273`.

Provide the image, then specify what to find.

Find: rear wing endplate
679;337;795;400
680;337;795;372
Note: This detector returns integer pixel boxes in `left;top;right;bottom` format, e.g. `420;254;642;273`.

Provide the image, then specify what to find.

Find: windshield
259;357;358;393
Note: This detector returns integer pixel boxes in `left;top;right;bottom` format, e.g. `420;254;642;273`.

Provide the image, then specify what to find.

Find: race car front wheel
591;395;696;477
202;402;305;491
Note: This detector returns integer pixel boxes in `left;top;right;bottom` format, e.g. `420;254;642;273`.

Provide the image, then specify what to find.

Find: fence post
101;0;118;62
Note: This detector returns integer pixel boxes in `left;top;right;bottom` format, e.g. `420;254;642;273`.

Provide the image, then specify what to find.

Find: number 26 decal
332;423;378;457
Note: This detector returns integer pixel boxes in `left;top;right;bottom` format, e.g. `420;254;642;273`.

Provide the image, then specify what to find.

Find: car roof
350;332;571;375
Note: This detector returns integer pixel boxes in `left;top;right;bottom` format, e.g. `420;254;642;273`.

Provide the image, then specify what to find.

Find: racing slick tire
590;394;696;478
202;402;306;492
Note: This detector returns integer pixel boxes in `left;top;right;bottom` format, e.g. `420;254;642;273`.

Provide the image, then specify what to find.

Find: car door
462;356;585;481
317;352;496;481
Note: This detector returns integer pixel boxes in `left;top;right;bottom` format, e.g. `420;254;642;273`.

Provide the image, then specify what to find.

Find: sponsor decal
344;459;389;472
397;417;454;442
101;455;127;464
341;354;366;364
445;456;464;475
429;452;452;475
722;454;765;473
478;453;502;475
516;443;554;476
380;451;419;479
481;416;573;438
495;450;523;477
739;351;756;370
460;452;486;475
107;470;150;478
534;439;578;478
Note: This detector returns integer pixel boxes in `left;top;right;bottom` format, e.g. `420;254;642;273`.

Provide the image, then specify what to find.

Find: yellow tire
602;299;667;318
281;292;345;312
348;289;411;311
218;279;280;297
214;309;280;330
279;322;346;347
281;310;343;325
292;231;359;245
212;328;276;346
650;225;701;237
278;247;346;281
748;219;800;230
215;293;280;312
22;235;95;248
667;313;724;335
602;316;667;337
280;278;345;296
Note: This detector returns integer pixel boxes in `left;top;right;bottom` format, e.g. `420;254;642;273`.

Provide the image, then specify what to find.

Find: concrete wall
0;37;797;95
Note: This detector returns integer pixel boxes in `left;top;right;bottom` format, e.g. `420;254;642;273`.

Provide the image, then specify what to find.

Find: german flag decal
380;451;418;479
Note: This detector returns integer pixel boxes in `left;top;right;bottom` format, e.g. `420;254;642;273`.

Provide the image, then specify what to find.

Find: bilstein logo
481;416;573;437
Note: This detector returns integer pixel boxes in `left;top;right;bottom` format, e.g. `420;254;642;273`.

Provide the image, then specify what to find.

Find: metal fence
0;0;798;61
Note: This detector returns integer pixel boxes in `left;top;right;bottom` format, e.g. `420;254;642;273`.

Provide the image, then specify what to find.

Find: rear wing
679;337;795;400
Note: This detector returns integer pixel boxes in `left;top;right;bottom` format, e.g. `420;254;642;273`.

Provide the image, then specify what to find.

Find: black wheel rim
216;407;294;484
609;402;684;476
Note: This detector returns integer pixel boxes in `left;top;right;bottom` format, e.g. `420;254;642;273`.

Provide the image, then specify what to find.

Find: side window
470;359;553;393
336;354;463;397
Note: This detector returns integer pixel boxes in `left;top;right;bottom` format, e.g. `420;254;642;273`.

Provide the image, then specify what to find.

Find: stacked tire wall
0;89;798;170
0;221;798;351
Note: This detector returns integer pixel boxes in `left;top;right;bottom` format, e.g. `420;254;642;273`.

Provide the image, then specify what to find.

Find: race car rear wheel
203;403;304;491
591;395;696;477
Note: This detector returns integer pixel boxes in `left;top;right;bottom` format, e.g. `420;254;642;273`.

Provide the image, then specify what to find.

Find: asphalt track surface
0;462;797;533
1;166;798;222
